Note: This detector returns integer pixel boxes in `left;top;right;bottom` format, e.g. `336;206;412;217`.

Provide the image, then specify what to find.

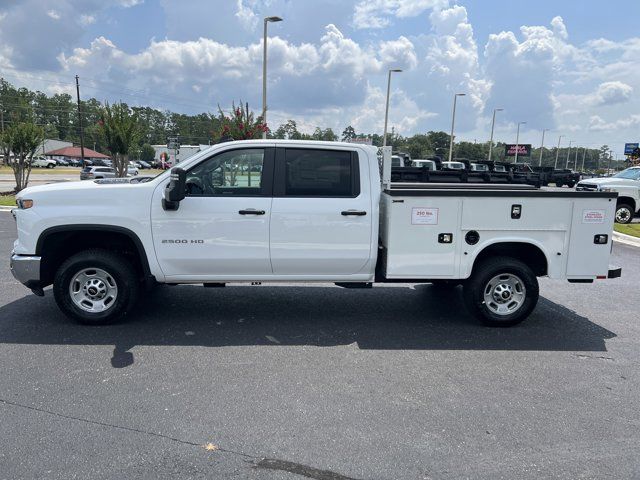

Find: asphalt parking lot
1;211;639;480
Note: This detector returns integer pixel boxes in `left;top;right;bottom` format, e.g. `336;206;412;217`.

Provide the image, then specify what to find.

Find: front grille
576;183;599;191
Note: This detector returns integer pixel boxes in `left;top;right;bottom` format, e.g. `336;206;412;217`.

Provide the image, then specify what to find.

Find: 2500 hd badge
162;239;204;244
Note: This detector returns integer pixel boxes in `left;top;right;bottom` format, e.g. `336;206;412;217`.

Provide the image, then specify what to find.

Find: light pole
574;146;579;171
487;108;503;161
514;121;526;164
581;147;587;171
565;140;573;168
382;68;402;147
448;93;466;162
262;16;283;139
554;135;565;169
538;128;549;166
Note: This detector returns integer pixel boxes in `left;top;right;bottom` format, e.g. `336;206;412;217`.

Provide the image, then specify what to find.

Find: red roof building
44;146;110;159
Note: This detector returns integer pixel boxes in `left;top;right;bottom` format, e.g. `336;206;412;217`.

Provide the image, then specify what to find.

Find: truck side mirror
162;167;186;211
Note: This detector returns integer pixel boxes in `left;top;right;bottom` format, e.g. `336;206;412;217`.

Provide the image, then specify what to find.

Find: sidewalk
613;230;640;248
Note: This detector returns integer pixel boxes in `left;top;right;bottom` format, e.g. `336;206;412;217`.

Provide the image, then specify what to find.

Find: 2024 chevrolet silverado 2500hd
10;140;621;327
576;166;640;224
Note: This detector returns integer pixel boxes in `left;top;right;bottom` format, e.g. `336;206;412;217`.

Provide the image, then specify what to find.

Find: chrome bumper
10;252;41;288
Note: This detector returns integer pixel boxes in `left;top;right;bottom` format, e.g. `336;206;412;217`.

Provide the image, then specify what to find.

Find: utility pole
448;93;465;163
574;147;579;171
75;75;85;166
383;69;402;147
488;108;503;161
262;16;283;139
514;121;526;164
581;147;587;171
565;140;573;169
554;135;564;169
539;129;549;166
0;77;4;134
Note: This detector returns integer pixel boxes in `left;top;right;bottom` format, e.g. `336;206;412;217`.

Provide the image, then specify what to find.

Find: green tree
100;102;141;177
341;125;356;141
425;131;450;158
140;143;156;162
2;122;44;192
406;134;431;159
274;119;302;139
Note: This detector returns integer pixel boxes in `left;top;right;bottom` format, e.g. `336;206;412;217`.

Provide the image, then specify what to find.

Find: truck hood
17;178;157;199
577;177;638;187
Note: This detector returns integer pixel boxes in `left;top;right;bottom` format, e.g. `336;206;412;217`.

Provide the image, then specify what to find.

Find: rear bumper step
608;266;622;279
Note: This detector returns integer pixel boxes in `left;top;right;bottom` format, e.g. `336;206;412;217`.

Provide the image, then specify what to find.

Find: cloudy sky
0;0;638;154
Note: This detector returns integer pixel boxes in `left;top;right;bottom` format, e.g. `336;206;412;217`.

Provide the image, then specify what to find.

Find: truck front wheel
615;203;634;224
53;249;140;325
463;257;539;327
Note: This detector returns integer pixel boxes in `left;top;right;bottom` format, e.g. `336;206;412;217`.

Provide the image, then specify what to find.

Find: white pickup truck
10;140;620;327
576;166;640;224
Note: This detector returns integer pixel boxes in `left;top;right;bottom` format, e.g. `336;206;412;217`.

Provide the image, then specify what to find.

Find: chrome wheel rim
616;207;631;223
483;273;526;316
69;268;118;313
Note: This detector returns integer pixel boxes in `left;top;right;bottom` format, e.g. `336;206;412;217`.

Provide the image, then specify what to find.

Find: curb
0;206;14;212
613;230;640;248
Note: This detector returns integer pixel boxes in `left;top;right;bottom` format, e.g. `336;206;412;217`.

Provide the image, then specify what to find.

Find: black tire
463;256;539;327
566;181;575;188
615;203;634;224
555;181;564;187
47;163;55;169
53;249;140;325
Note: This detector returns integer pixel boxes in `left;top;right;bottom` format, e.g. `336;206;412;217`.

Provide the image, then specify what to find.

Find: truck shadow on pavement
0;284;616;367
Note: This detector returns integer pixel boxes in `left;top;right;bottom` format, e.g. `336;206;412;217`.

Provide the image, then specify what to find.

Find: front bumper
10;252;42;289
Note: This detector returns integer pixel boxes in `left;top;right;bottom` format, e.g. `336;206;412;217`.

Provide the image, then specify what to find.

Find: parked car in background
127;163;139;176
136;161;152;169
80;166;116;180
470;163;489;172
441;161;465;170
412;159;437;170
30;156;57;169
54;158;69;167
576;166;640;223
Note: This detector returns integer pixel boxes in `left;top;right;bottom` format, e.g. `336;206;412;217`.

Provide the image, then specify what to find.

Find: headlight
16;199;33;209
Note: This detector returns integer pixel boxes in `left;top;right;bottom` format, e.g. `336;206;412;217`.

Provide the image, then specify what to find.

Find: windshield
613;168;640;180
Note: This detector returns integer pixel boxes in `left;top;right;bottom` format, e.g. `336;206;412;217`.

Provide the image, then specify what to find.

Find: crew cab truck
10;140;621;327
576;166;640;224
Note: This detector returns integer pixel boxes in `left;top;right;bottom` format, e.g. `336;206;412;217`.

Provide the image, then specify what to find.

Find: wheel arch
616;196;636;213
36;225;151;287
467;240;549;278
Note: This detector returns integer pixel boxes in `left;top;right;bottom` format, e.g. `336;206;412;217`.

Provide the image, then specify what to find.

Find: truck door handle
341;210;367;216
238;209;265;215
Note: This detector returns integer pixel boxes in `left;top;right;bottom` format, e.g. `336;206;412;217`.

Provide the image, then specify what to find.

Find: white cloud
57;24;418;120
590;81;633;106
235;0;258;31
353;0;448;29
46;10;60;20
80;14;96;26
589;114;640;132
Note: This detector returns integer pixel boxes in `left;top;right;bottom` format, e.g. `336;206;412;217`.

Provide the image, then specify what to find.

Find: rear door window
277;149;359;197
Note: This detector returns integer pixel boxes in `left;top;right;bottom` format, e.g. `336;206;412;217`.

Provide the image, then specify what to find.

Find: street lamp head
456;93;466;96
390;68;403;73
265;16;283;22
494;108;504;112
519;121;527;125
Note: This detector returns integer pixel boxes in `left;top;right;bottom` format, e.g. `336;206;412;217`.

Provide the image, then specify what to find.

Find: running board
334;282;373;289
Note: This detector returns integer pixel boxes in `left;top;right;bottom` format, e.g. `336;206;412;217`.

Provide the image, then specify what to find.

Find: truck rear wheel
615;203;634;224
463;257;539;327
53;249;140;325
